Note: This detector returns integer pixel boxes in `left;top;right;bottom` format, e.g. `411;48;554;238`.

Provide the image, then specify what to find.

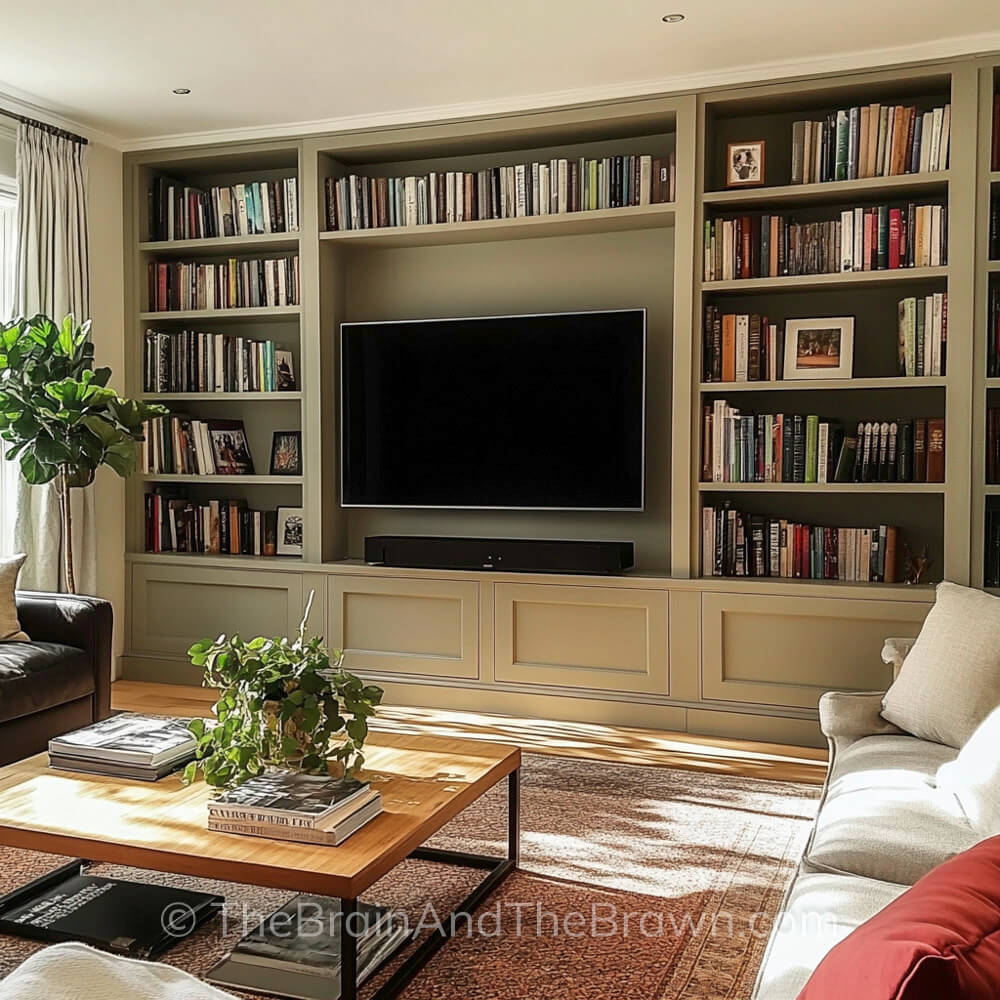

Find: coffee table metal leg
341;896;358;1000
508;766;520;865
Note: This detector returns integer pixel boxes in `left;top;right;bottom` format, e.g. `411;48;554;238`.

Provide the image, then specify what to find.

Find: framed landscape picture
269;431;302;476
276;507;304;555
783;317;855;380
207;420;255;475
726;140;765;187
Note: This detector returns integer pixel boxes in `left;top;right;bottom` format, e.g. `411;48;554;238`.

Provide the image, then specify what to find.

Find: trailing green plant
184;593;384;789
0;314;166;592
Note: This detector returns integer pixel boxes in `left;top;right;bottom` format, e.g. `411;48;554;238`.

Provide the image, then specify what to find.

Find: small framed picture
207;419;254;475
269;430;302;476
726;140;766;187
276;506;304;556
275;350;296;391
783;318;855;380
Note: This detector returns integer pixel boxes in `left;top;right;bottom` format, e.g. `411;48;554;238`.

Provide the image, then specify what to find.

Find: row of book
323;152;676;230
703;203;947;281
992;93;1000;172
148;176;299;241
991;194;999;261
986;507;1000;588
147;256;301;313
142;416;256;477
790;103;951;185
985;408;1000;484
145;493;278;556
702;504;899;582
143;329;296;394
988;285;1000;378
703;405;945;484
701;309;782;383
897;294;948;377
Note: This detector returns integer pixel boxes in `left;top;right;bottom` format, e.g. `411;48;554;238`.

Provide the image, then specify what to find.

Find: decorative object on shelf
783;317;854;380
275;349;296;390
0;314;167;592
902;543;933;585
207;419;254;475
269;430;302;476
276;506;304;555
184;591;384;788
726;140;765;188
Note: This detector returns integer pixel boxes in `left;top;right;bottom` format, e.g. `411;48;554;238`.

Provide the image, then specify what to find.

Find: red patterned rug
0;753;819;999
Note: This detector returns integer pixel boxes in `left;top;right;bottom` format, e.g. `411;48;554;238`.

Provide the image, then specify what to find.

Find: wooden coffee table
0;733;521;1000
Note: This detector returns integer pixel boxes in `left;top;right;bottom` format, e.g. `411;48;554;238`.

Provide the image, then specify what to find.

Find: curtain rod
0;108;88;145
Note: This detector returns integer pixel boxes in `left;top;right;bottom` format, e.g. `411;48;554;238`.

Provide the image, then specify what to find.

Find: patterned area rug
0;754;819;999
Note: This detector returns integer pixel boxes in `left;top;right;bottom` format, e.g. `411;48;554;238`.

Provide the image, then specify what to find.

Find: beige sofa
752;636;989;999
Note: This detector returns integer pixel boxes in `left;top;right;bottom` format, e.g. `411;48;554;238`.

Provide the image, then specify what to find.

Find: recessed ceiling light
172;88;191;95
661;13;684;22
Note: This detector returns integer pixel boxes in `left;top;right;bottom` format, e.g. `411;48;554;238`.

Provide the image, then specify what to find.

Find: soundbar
364;536;635;575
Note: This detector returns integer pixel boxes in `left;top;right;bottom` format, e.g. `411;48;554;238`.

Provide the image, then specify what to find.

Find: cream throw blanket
0;943;236;1000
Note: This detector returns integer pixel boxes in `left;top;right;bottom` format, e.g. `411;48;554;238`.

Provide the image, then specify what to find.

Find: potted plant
0;314;167;592
185;593;384;789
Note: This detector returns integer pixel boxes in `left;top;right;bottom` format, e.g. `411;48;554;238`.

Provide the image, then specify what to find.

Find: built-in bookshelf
692;66;977;586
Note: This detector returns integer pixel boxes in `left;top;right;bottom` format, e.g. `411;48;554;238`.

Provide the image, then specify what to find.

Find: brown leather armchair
0;592;113;766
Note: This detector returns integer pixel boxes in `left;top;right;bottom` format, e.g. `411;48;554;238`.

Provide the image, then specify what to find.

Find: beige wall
86;140;126;672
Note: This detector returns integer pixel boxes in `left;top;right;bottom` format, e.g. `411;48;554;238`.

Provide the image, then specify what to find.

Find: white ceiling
1;0;999;148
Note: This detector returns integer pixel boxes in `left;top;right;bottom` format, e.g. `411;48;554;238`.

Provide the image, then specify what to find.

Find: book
913;418;928;482
208;797;383;846
926;418;945;483
49;714;196;769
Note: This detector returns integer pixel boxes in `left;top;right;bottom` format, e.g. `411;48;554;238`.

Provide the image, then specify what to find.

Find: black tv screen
340;310;646;510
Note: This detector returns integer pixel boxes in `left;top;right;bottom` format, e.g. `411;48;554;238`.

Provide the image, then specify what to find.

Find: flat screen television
340;309;646;510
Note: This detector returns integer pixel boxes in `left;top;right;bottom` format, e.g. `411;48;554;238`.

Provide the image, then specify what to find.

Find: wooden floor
112;680;829;785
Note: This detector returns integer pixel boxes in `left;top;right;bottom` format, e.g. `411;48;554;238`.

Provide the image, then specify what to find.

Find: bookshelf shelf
126;551;301;568
702;171;949;209
140;473;303;485
139;306;301;321
698;482;945;494
984;486;1000;496
318;203;675;249
986;260;1000;273
699;377;947;392
990;171;1000;183
701;266;948;294
139;232;300;254
138;392;302;402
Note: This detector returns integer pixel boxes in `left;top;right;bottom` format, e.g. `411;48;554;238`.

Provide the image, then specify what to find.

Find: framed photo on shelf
783;317;855;380
276;507;304;556
275;350;296;391
726;140;765;187
269;431;302;476
207;420;254;475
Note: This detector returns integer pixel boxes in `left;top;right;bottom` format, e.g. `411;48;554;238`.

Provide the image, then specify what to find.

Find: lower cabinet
328;575;480;679
494;583;669;694
700;592;931;709
130;564;304;657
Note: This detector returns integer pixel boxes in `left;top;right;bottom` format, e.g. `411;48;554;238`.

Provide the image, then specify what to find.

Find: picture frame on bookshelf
782;318;854;380
275;350;296;391
207;420;255;475
269;431;302;476
276;507;304;556
726;141;766;187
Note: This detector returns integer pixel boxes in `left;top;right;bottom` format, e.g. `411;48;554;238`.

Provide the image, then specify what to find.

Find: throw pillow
881;582;1000;748
936;705;1000;838
0;553;27;641
798;836;1000;1000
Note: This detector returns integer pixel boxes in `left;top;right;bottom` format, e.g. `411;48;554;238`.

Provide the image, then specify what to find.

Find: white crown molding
0;83;123;150
119;31;1000;152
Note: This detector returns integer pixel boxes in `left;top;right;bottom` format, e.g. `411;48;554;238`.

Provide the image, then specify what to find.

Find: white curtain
0;194;17;558
12;124;95;593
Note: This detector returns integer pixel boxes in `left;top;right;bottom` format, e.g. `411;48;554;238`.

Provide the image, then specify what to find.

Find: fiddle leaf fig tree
0;314;167;593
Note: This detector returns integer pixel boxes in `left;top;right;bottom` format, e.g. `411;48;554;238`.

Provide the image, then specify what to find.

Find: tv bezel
339;308;647;512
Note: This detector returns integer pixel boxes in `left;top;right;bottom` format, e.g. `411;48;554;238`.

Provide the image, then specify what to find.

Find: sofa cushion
0;641;94;723
937;705;1000;839
753;872;907;1000
881;582;1000;749
0;554;27;641
798;836;1000;1000
805;734;978;885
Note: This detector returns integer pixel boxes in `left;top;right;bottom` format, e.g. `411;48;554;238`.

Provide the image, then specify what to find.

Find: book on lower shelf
324;151;675;231
144;490;279;556
147;256;300;312
206;894;411;1000
790;102;950;184
988;285;1000;378
702;404;945;484
48;714;197;780
985;507;1000;588
702;309;783;383
142;416;257;476
703;202;946;281
701;504;900;582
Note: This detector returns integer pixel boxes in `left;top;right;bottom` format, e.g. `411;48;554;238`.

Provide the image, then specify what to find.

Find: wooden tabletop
0;733;520;899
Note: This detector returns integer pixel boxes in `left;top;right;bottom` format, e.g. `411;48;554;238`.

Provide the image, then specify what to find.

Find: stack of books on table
48;714;197;780
208;770;382;845
207;894;410;1000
